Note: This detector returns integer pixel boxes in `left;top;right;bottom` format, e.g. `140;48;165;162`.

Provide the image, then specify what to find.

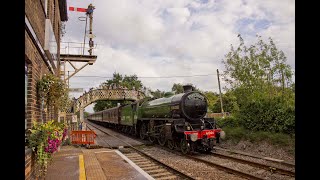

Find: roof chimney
183;84;193;93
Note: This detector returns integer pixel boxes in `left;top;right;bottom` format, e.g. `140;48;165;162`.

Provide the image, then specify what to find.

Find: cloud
63;0;295;113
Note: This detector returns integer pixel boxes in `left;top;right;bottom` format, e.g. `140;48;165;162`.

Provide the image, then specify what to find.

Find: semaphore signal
69;7;87;12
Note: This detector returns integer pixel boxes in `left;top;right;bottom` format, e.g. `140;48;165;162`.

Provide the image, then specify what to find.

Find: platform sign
72;115;78;123
69;88;84;92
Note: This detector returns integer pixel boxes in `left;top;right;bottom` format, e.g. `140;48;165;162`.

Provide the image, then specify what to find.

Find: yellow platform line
79;154;86;180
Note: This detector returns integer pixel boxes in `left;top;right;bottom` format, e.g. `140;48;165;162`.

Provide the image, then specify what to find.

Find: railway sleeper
131;159;148;162
135;161;153;165
142;166;161;171
156;175;178;180
139;163;158;168
152;172;173;177
146;169;167;174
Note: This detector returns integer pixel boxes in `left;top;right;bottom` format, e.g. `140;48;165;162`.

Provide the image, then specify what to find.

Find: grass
222;126;295;148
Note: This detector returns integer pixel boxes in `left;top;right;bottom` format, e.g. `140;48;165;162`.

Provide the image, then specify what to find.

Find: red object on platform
69;7;87;12
70;130;96;145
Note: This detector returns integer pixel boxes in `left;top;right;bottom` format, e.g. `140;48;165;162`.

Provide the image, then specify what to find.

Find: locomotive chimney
183;84;193;93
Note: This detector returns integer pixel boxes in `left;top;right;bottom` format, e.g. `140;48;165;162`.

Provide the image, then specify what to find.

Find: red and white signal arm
69;6;87;12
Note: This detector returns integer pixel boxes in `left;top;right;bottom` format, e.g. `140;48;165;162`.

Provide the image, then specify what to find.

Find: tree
203;91;219;112
93;101;117;112
211;91;239;113
101;72;143;90
150;89;165;98
222;34;294;102
221;34;295;134
94;72;143;111
172;83;184;94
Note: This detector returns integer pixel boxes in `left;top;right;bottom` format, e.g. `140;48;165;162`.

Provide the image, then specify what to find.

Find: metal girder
65;62;90;81
60;54;97;63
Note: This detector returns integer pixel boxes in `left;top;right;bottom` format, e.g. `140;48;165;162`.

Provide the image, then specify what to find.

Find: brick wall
25;0;66;178
25;148;35;180
25;0;46;47
25;30;52;126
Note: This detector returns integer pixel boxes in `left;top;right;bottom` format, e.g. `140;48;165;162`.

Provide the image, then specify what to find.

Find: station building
25;0;68;179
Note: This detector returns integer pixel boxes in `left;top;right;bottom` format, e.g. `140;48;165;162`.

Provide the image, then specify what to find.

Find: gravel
218;140;295;163
140;146;246;180
139;146;294;180
195;153;294;180
213;149;295;172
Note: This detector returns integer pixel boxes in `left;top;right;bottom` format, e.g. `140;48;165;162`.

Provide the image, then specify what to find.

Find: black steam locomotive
87;85;224;154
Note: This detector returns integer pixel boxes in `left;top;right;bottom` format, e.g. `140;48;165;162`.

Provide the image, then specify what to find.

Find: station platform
45;145;151;180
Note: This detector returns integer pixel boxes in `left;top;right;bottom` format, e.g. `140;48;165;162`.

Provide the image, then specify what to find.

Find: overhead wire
71;73;219;79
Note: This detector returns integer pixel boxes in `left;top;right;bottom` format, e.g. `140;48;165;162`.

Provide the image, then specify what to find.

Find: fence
60;42;98;55
70;130;96;145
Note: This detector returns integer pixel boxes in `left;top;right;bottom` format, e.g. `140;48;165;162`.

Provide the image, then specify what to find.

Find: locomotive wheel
204;148;212;153
148;121;156;143
180;139;190;154
139;123;147;140
148;136;156;143
167;139;175;150
157;127;166;146
158;135;166;146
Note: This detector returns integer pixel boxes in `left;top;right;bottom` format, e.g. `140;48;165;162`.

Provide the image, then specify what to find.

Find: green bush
222;126;247;143
236;96;295;134
215;116;239;128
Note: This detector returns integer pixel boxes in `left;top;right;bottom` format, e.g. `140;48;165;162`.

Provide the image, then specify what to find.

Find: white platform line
115;150;155;180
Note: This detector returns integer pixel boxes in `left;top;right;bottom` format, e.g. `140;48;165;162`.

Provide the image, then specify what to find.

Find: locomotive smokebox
183;84;193;93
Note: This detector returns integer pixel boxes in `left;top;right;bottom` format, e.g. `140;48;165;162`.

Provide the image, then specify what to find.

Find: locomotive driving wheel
167;139;175;150
180;139;190;154
148;136;156;143
157;126;166;146
139;123;147;140
148;121;156;143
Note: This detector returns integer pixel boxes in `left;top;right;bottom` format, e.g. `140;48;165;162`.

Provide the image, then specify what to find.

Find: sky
61;0;295;113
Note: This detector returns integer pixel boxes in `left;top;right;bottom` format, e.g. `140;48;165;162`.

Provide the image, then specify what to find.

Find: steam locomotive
87;85;225;154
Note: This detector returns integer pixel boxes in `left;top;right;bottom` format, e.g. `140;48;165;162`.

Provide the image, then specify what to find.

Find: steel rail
185;154;265;180
213;147;295;168
211;151;295;177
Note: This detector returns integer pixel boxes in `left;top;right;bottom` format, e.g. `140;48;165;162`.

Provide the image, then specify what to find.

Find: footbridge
64;88;146;122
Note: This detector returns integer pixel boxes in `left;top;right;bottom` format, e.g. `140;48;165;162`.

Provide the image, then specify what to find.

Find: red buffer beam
69;6;87;12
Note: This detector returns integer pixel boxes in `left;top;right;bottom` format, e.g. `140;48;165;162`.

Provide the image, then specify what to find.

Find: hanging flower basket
37;73;70;112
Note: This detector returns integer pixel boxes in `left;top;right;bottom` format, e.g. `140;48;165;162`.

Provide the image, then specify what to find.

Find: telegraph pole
217;69;224;116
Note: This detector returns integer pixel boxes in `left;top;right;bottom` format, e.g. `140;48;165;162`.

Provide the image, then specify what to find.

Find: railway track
148;143;295;180
142;146;295;180
210;151;295;177
87;121;294;179
147;145;266;180
213;146;295;168
86;121;195;180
